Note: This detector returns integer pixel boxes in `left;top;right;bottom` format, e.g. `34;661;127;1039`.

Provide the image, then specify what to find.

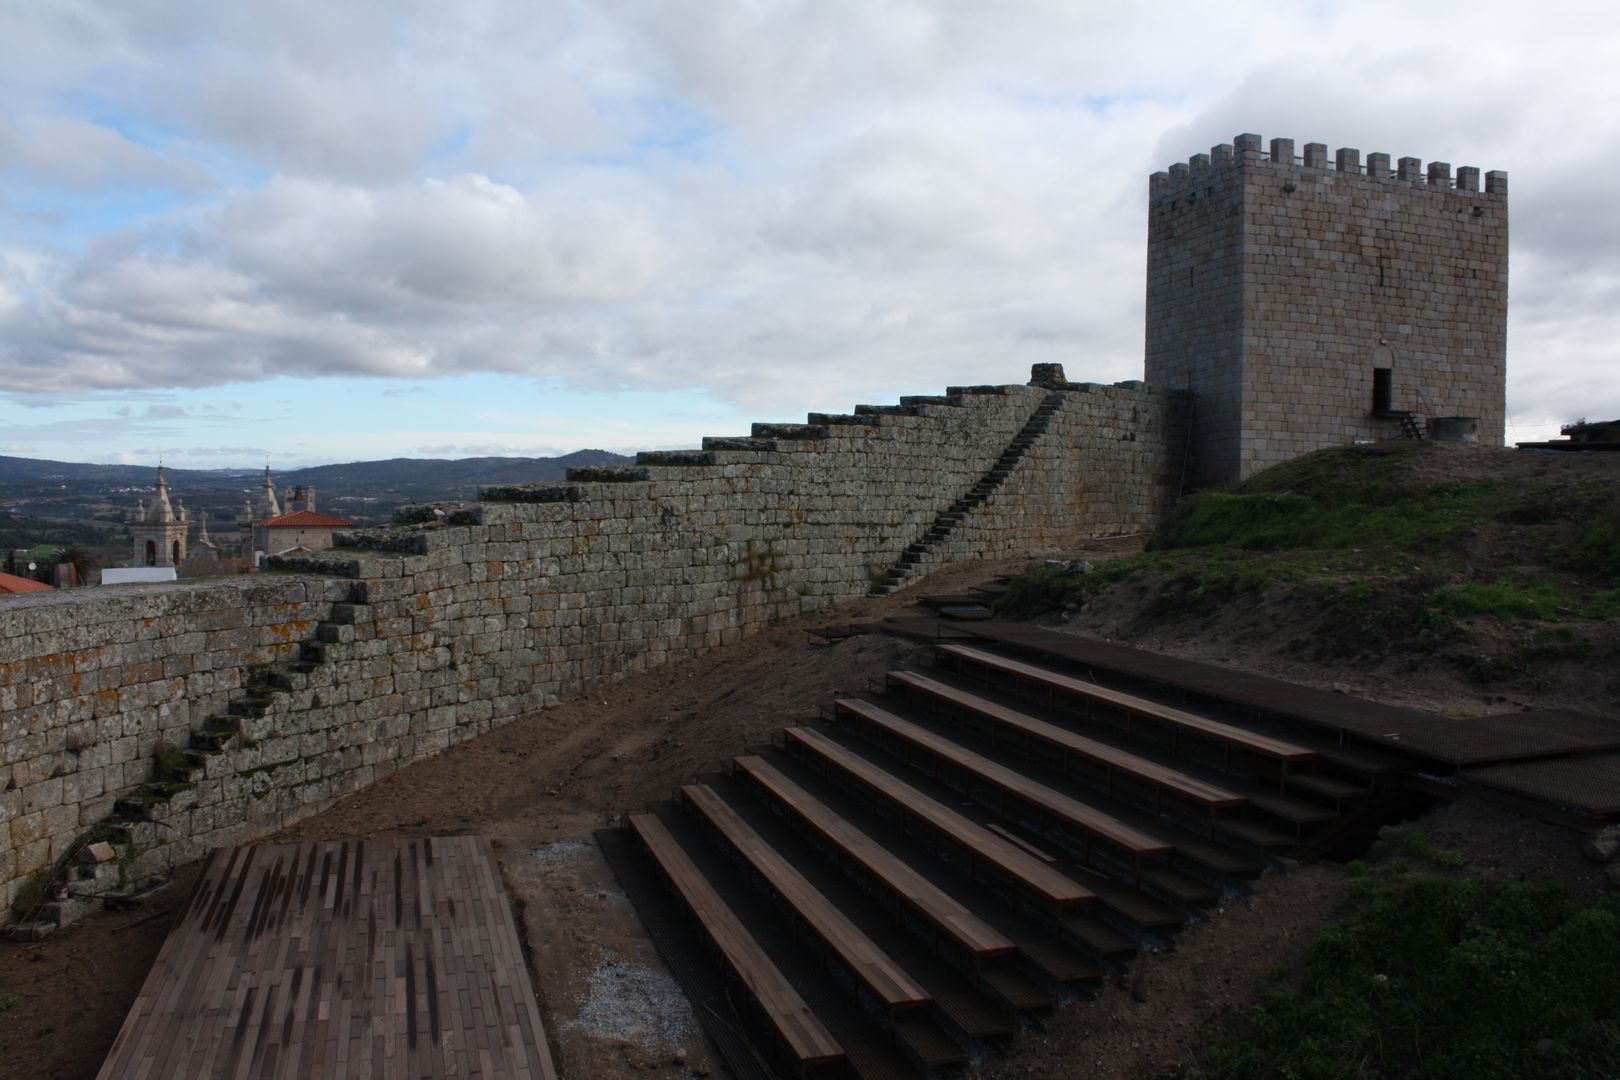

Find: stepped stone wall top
0;369;1185;919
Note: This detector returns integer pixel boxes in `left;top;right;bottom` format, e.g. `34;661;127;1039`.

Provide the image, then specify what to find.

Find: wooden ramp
97;835;557;1080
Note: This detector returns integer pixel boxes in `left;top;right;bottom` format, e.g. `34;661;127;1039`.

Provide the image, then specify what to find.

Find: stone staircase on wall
14;594;372;936
870;390;1068;595
601;639;1394;1079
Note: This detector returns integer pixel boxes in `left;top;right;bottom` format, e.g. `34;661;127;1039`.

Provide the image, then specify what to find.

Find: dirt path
1;537;1604;1080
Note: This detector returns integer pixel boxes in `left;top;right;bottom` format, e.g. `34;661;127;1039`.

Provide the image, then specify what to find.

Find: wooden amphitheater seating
678;784;936;1016
884;669;1248;820
934;644;1317;790
722;761;1019;969
832;697;1173;878
782;725;1096;913
628;813;845;1076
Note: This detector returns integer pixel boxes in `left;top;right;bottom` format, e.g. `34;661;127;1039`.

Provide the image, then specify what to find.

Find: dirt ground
1;534;1610;1080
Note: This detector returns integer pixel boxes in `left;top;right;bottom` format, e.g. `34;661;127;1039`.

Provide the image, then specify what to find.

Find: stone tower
128;465;188;567
1145;132;1508;486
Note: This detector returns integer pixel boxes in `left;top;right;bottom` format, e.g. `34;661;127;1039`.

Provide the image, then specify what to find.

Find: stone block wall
1147;133;1508;485
0;373;1186;918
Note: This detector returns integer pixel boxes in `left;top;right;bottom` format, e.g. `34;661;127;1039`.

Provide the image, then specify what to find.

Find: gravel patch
562;954;696;1050
530;840;593;866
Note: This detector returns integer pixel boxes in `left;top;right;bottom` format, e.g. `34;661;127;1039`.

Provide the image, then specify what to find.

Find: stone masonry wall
1144;149;1247;485
1147;133;1508;485
0;374;1185;918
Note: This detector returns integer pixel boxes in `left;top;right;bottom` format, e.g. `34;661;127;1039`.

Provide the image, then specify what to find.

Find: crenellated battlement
1149;132;1507;198
1146;130;1508;486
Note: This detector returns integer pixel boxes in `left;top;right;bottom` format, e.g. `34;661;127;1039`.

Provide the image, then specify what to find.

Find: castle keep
0;134;1512;922
1147;133;1508;485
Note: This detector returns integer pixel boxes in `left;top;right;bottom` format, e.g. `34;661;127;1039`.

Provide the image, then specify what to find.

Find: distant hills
0;449;634;491
0;449;639;535
277;450;633;489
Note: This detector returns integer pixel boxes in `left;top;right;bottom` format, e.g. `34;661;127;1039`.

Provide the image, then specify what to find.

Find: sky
2;1;1618;468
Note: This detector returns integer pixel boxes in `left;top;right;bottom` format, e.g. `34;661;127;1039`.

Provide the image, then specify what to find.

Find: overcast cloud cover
1;0;1617;466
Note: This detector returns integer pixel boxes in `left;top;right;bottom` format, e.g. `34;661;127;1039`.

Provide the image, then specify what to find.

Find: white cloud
1;0;1618;454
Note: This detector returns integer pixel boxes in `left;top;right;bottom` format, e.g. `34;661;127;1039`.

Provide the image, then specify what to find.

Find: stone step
805;412;879;427
228;696;273;718
565;465;653;483
479;483;582;503
264;668;309;692
317;623;354;644
700;436;778;452
635;450;716;466
750;422;829;440
328;602;372;625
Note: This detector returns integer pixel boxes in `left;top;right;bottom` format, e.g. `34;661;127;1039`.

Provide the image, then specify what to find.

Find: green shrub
1576;516;1620;579
1205;859;1620;1080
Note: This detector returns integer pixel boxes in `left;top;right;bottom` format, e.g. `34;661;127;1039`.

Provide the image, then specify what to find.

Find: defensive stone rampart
1147;132;1507;485
0;374;1185;918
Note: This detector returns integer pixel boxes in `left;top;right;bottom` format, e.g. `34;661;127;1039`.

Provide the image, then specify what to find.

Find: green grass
1576;516;1620;579
1203;843;1620;1080
1152;450;1505;555
1434;580;1570;620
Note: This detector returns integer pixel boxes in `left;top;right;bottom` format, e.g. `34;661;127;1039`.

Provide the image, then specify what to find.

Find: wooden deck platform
96;836;557;1080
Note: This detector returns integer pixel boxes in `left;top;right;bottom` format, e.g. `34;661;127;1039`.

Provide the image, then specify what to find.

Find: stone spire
130;464;189;568
151;465;174;523
260;465;281;519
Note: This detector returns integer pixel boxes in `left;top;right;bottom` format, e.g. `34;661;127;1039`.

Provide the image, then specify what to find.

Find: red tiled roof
259;510;353;528
0;571;53;594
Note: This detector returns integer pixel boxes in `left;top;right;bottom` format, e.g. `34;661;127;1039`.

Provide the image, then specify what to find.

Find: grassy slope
999;443;1620;699
1201;830;1620;1080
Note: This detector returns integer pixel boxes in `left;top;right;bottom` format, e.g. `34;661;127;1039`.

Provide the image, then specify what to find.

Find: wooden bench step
729;757;1018;963
747;748;1103;993
1139;864;1221;906
885;670;1248;815
1214;816;1297;850
1302;739;1413;778
879;939;1015;1040
933;644;1317;768
1011;932;1105;985
678;785;933;1013
784;725;1095;910
833;698;1172;863
629;813;846;1071
1064;866;1186;932
895;1020;968;1069
1061;914;1137;959
979;967;1055;1013
1243;788;1340;826
1286;771;1370;805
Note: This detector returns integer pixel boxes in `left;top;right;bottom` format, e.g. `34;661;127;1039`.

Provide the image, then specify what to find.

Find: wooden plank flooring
96;836;557;1080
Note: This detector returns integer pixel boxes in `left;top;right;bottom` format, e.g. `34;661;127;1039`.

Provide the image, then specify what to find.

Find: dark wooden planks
629;813;845;1070
935;644;1316;766
96;836;557;1080
783;726;1095;910
679;783;935;1011
889;667;1249;813
721;760;1019;964
833;697;1172;864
